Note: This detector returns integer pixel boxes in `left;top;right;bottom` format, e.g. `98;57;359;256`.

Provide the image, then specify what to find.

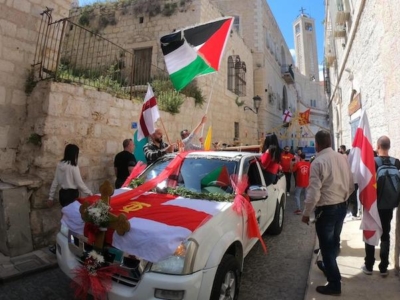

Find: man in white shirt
301;130;354;296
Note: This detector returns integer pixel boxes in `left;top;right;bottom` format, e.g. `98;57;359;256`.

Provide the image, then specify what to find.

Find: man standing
143;128;175;164
362;136;400;277
301;130;354;296
180;115;207;151
292;153;310;215
114;139;137;189
281;146;294;196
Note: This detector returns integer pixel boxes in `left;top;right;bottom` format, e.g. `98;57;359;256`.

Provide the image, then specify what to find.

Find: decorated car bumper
56;232;217;300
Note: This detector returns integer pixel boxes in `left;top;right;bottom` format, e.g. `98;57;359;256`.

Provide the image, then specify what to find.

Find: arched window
227;55;246;96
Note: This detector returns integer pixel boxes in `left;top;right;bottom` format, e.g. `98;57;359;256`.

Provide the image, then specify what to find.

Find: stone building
211;0;328;149
0;0;327;256
324;0;400;271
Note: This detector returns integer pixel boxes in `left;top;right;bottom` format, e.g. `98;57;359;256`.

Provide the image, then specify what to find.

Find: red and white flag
282;109;292;122
137;84;160;140
348;110;381;245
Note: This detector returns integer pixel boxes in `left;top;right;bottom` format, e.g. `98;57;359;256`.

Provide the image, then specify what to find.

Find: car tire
210;254;241;300
267;200;284;235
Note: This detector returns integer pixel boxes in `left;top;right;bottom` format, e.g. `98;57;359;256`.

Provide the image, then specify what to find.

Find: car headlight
150;239;198;275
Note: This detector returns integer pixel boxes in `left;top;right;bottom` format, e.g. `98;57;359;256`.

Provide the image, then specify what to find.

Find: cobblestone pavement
239;194;316;300
0;194;316;300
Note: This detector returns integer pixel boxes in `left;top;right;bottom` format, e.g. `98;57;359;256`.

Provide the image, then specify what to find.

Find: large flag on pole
160;17;234;91
137;84;160;140
348;110;382;245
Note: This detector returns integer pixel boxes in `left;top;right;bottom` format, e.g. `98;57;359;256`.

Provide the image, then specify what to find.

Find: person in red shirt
292;153;310;214
281;146;294;195
260;133;282;186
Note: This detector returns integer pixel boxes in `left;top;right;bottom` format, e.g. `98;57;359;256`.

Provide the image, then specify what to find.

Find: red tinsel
231;174;267;253
71;263;121;300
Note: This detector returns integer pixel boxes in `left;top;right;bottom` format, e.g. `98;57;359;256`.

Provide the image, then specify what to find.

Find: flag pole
159;117;171;145
201;73;217;137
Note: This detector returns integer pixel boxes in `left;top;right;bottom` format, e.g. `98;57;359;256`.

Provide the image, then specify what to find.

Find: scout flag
282;109;292;122
137;84;160;140
203;126;212;150
298;109;311;125
160;17;234;90
348;110;381;245
133;130;147;163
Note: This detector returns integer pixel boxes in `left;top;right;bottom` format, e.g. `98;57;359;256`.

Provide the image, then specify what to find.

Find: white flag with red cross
282;109;292;122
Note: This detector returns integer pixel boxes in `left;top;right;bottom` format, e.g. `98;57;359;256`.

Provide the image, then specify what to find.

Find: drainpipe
328;0;366;105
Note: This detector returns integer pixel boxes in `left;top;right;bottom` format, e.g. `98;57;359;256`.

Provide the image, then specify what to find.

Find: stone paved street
239;193;316;300
0;194;315;300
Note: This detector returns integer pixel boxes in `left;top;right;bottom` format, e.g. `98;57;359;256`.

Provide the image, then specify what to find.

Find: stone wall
20;80;254;249
328;0;400;269
65;0;256;145
0;0;73;172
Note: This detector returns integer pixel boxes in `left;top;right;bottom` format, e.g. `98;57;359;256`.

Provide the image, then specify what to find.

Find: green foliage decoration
167;187;234;202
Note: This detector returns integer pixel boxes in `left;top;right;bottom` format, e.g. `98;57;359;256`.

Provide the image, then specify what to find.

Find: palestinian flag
201;165;231;187
160;17;234;91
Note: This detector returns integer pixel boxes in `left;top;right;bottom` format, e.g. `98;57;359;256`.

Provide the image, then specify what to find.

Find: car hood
61;190;232;263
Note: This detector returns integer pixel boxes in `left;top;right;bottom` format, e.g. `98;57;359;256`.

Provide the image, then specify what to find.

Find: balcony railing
32;8;170;99
335;0;350;24
281;64;294;84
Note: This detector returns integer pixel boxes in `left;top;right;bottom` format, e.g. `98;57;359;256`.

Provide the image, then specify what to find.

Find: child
292;153;310;214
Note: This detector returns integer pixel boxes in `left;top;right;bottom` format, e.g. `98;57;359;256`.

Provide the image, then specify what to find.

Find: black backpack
375;157;400;209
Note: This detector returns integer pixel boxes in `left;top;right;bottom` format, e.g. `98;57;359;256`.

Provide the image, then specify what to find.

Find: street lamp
244;95;262;114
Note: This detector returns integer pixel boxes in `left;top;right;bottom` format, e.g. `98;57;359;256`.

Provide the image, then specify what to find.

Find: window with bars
227;55;246;96
233;16;240;33
234;122;239;139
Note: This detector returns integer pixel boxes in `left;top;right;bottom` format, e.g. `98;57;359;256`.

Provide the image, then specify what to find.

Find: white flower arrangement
87;200;110;228
84;250;106;275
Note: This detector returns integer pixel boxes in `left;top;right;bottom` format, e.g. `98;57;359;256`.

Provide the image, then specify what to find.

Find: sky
267;0;325;77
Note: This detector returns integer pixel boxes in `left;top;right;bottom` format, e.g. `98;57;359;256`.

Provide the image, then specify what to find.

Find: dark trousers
364;208;394;272
115;178;125;189
315;203;347;290
59;188;79;207
284;172;292;192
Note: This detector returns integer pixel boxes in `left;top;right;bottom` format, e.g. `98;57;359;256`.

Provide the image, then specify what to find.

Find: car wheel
210;254;241;300
267;200;284;235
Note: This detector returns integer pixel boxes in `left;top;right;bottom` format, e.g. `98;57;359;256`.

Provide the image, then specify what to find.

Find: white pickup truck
56;151;286;300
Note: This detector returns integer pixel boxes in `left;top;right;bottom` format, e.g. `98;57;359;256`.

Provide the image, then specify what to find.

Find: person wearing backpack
362;136;400;277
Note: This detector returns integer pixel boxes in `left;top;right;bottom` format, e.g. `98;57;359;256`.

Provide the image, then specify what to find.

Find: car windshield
139;156;238;194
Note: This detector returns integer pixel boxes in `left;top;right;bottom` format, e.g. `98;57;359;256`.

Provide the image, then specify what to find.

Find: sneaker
362;265;373;275
380;270;389;277
286;192;290;196
294;209;302;215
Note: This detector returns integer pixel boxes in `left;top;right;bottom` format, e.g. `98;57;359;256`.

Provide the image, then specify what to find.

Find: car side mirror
247;185;268;200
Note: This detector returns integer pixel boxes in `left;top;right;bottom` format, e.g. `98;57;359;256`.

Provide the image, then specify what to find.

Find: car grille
68;230;149;288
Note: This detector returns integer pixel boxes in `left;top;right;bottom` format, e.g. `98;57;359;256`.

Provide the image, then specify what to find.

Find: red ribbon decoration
231;174;267;253
121;161;147;188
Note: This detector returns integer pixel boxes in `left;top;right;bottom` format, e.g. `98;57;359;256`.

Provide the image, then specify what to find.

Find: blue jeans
315;202;347;289
294;187;306;210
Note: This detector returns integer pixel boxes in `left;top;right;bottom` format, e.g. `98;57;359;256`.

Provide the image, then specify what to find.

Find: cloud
289;49;296;64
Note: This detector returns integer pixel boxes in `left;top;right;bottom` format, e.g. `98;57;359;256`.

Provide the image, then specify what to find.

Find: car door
241;157;269;252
